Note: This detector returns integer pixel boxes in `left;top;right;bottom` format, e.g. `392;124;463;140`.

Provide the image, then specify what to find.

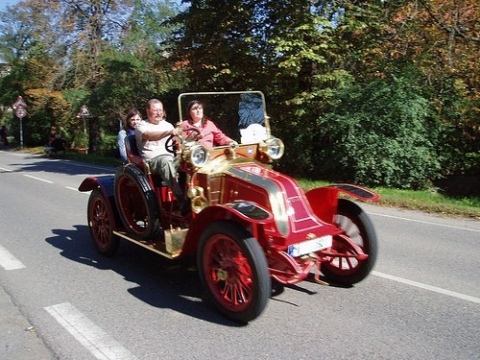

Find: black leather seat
125;134;147;170
125;134;139;156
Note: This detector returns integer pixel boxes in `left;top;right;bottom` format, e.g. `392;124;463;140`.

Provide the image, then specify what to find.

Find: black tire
114;165;160;239
321;199;378;285
197;220;271;323
87;189;119;256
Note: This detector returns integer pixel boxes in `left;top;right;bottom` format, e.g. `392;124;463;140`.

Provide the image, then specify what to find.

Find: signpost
76;104;91;153
77;104;90;136
12;96;27;148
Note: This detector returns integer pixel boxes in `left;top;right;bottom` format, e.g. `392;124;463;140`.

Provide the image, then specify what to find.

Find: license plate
288;235;333;257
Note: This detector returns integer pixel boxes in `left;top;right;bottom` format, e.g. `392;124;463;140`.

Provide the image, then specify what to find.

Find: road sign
12;96;27;110
77;104;91;118
15;105;27;118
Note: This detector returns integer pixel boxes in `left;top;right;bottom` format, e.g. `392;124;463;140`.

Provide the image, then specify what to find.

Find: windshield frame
177;91;271;144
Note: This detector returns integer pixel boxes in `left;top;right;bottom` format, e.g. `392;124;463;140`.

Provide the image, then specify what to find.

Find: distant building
0;62;11;77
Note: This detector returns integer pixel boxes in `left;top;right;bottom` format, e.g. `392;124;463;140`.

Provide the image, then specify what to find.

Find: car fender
182;202;275;253
78;176;121;228
305;183;379;223
79;175;115;195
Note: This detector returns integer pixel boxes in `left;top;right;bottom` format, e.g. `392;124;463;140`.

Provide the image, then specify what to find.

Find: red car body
79;91;379;323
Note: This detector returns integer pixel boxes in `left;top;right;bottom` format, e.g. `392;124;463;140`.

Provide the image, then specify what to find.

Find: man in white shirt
135;99;188;213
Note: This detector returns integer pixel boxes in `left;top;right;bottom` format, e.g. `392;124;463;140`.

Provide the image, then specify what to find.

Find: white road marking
44;302;137;360
0;166;13;172
0;244;26;270
24;174;53;184
372;271;480;304
368;212;480;232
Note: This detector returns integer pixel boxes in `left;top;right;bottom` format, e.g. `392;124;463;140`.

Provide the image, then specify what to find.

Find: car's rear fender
305;184;379;223
78;176;122;228
79;175;115;194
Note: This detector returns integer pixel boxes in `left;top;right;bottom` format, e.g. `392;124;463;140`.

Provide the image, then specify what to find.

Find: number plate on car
288;235;332;257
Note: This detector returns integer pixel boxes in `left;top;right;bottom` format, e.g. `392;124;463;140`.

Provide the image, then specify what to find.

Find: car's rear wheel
87;189;119;256
321;199;378;285
197;221;270;323
114;165;160;239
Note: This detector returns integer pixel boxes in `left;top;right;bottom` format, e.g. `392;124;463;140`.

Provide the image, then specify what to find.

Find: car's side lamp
188;145;210;168
260;137;284;161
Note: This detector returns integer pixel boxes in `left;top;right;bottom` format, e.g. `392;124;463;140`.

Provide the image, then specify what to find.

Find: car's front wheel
321;199;378;284
197;220;270;323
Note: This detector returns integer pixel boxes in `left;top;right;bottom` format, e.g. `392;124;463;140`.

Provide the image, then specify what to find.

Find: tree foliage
0;0;479;189
1;0;182;148
316;75;441;189
379;0;480;176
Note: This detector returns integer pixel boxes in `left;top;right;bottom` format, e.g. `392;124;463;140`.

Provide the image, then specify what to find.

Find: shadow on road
45;225;242;327
4;154;115;177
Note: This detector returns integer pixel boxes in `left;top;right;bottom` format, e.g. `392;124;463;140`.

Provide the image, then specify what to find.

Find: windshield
177;91;270;145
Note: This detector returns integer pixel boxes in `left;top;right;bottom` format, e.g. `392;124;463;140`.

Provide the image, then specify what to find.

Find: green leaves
0;0;478;187
314;76;442;189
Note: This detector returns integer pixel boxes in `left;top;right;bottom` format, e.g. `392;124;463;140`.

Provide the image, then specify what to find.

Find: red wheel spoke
203;234;256;311
88;189;119;256
235;281;250;304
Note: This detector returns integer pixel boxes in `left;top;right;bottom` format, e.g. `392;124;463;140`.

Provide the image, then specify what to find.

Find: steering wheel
165;127;202;154
165;135;177;154
182;126;202;143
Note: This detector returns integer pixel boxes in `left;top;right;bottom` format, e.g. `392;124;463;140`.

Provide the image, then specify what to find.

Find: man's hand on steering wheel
165;126;202;154
165;128;181;154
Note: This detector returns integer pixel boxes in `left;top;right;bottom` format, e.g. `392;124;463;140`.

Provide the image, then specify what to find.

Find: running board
113;230;183;260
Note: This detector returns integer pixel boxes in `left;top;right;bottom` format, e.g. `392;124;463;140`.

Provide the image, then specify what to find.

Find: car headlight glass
265;137;284;160
189;145;210;167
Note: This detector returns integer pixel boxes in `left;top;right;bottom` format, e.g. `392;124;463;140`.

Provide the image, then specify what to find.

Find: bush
98;134;118;157
311;77;442;189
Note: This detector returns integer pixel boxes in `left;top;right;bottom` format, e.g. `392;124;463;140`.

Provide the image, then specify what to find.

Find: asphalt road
1;149;479;360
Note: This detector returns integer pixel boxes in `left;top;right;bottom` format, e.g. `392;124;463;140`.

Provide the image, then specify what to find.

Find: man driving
135;99;189;214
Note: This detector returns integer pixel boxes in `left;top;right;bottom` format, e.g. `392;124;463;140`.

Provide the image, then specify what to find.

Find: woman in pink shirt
181;100;235;147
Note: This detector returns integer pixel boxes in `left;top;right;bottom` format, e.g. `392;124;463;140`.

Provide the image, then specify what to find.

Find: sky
0;0;19;12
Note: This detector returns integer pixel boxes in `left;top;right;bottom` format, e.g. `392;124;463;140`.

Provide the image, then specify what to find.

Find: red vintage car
79;91;379;323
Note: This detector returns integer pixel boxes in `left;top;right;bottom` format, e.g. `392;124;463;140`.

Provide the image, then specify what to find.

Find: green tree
168;0;268;91
0;0;184;150
378;0;480;177
314;76;441;189
0;2;72;145
171;1;445;189
1;0;478;189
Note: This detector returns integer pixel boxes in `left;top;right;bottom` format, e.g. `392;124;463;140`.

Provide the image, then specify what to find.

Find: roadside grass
19;147;480;220
298;179;480;219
